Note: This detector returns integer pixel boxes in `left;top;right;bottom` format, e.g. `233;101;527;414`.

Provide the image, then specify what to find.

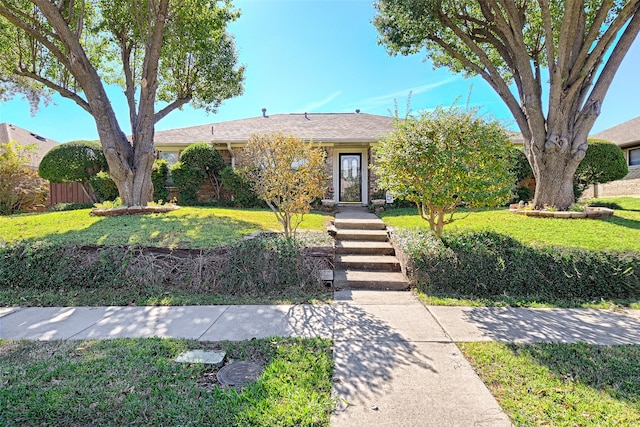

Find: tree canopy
375;107;515;237
0;0;244;206
374;0;640;210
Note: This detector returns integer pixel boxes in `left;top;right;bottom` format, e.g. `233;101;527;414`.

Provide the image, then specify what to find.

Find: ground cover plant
0;337;333;426
0;232;333;307
385;197;640;308
459;342;640;426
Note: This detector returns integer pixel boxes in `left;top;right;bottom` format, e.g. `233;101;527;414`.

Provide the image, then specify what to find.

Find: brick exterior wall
368;146;382;200
583;167;640;198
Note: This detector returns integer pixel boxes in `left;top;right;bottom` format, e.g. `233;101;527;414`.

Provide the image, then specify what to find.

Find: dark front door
339;153;362;203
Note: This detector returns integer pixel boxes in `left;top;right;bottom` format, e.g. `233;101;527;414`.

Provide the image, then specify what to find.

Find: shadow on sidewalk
463;307;640;344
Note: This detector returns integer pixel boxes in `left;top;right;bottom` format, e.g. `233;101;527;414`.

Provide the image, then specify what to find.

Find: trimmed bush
180;142;226;201
575;139;628;199
151;159;169;202
393;228;640;305
219;166;264;208
90;171;119;202
170;161;204;205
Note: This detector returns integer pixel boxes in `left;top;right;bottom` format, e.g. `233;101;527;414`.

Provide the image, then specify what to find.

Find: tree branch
154;96;192;124
576;7;640;134
15;68;91;113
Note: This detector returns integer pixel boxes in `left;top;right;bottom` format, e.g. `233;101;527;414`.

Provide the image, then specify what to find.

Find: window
158;150;180;166
629;148;640;167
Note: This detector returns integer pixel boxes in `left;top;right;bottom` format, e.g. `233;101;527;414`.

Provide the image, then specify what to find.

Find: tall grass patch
393;228;640;307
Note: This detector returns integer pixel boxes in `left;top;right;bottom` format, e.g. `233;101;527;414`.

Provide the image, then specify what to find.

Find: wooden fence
47;182;95;207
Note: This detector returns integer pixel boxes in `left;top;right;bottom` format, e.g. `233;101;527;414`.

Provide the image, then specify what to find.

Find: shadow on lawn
600;215;640;231
31;210;263;249
508;342;640;406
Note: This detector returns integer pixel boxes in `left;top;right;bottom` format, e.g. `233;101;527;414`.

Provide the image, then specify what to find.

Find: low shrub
49;202;93;212
170;162;204;205
0;234;330;304
219;166;264;208
90;171;119;202
392;229;640;305
151;159;169;202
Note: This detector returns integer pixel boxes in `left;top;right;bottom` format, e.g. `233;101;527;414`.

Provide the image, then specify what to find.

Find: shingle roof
0;123;59;168
591;116;640;148
153;113;397;145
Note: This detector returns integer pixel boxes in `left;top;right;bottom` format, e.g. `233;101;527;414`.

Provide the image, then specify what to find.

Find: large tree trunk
530;152;580;210
525;125;587;210
87;82;155;207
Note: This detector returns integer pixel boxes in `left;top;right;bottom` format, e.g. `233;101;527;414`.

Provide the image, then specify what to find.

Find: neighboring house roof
153;112;397;146
0;122;59;168
591;116;640;149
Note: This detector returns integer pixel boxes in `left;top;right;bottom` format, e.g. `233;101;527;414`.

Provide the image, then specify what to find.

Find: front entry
339;153;362;203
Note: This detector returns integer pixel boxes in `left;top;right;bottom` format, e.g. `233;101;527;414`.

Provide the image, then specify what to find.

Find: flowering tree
238;133;328;238
375;107;514;238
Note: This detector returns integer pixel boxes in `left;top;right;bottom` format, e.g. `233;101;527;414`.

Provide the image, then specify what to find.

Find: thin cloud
360;78;457;108
300;91;342;112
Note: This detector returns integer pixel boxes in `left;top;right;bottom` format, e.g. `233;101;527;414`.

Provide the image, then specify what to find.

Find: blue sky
1;0;639;143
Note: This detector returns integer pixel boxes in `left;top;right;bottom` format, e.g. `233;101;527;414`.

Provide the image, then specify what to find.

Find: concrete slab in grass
0;307;115;341
333;290;417;305
176;350;226;367
331;341;511;427
334;303;450;343
199;305;293;341
71;306;228;340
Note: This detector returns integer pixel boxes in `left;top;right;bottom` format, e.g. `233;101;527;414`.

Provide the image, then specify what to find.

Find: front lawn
0;337;333;427
460;342;640;426
383;197;640;308
0;207;334;307
0;207;331;249
381;197;640;252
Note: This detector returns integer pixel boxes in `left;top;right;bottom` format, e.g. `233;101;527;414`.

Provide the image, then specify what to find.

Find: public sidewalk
2;290;640;426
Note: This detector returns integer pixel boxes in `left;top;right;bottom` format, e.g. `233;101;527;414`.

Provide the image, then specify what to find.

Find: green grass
0;207;331;249
459;342;640;426
380;197;640;252
0;337;333;426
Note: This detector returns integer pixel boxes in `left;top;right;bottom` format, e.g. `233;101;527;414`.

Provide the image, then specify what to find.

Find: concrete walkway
2;292;640;426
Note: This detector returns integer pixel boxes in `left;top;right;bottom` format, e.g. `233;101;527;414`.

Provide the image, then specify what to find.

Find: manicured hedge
393;229;640;304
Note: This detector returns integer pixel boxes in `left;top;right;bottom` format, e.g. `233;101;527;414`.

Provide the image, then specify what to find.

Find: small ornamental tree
375;107;515;238
180;142;226;201
39;141;108;204
237;133;328;238
0;142;48;215
575;139;628;198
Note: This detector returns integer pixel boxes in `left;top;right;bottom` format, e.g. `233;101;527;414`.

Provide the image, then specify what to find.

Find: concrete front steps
332;208;408;291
